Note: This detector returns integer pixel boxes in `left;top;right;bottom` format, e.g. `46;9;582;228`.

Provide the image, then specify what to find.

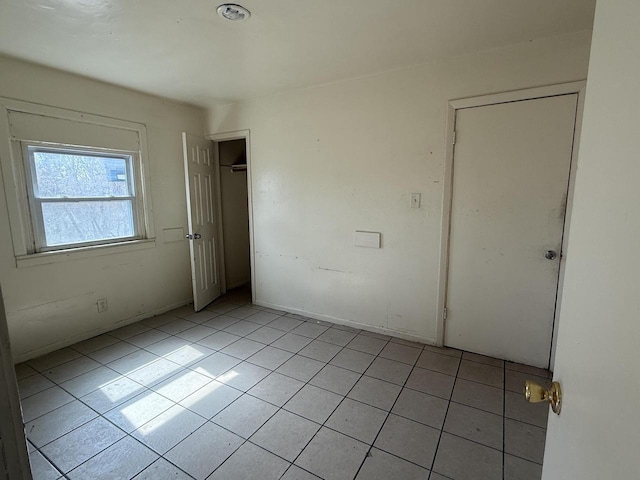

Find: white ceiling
0;0;595;107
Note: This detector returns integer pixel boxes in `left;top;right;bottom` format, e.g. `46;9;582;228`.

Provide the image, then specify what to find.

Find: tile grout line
246;331;395;476
26;297;253;478
351;344;428;479
107;321;341;426
28;356;512;478
168;310;366;477
31;374;193;478
31;334;412;476
279;334;396;480
30;442;66;479
21;297;461;378
23;334;522;426
21;302;503;394
46;303;257;478
27;326;430;476
147;298;544;473
425;352;464;479
23;316;239;477
503;360;507;480
18;295;548;479
23;358;161;436
198;324;381;478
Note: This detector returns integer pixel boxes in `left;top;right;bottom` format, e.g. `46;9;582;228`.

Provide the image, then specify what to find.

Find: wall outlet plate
96;298;108;313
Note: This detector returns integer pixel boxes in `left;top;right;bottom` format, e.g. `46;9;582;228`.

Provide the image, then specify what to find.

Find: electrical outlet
96;298;108;313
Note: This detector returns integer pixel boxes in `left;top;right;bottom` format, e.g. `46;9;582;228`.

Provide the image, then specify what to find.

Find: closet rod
220;164;247;172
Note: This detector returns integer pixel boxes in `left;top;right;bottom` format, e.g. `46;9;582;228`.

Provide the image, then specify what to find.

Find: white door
182;133;221;311
445;94;577;367
542;2;640;477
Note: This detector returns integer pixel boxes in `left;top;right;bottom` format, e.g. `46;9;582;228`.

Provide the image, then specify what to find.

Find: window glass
32;151;132;198
41;201;135;246
25;146;140;251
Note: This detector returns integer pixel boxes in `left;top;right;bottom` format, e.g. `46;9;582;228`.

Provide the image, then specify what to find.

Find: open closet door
182;133;222;311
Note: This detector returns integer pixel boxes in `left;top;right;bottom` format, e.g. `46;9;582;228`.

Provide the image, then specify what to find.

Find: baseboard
13;298;193;364
254;299;437;347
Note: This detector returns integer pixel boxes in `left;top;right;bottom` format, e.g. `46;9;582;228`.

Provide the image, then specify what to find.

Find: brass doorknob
524;380;562;415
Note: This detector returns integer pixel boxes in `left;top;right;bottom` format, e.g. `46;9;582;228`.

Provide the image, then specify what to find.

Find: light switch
354;231;381;248
410;193;421;208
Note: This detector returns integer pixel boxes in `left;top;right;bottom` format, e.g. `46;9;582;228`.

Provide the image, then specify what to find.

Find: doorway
209;131;255;303
437;83;585;368
182;130;254;310
217;138;251;292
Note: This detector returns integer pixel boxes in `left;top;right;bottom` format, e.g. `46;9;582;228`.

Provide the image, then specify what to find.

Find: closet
218;139;250;289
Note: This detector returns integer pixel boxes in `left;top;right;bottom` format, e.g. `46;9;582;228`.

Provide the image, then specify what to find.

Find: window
24;145;143;252
0;100;155;264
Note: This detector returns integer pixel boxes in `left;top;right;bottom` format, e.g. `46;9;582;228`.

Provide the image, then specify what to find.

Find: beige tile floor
16;289;551;480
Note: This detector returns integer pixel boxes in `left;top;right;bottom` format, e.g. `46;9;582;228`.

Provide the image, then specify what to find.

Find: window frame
22;142;146;253
0;97;156;267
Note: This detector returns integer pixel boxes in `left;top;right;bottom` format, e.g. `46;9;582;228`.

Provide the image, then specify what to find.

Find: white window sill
15;238;156;268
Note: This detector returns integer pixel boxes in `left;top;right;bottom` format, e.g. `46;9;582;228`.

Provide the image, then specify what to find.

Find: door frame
206;130;256;303
435;81;586;369
0;285;33;479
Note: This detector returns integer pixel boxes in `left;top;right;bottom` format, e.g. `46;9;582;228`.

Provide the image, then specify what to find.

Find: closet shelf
221;164;247;172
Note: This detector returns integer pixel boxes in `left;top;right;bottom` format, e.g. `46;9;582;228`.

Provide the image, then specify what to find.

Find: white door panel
542;2;640;477
445;94;577;367
182;132;221;311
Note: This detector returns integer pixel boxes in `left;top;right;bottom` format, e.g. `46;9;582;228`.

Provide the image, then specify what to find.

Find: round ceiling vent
217;4;251;21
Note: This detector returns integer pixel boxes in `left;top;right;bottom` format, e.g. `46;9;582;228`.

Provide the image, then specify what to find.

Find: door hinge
443;307;448;321
452;131;456;145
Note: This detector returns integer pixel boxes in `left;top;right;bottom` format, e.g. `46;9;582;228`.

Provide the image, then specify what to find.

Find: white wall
218;140;251;289
0;56;207;361
542;2;640;478
207;31;592;343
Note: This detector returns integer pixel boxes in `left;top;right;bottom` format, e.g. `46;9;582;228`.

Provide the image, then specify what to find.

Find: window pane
32;150;132;198
41;201;135;247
